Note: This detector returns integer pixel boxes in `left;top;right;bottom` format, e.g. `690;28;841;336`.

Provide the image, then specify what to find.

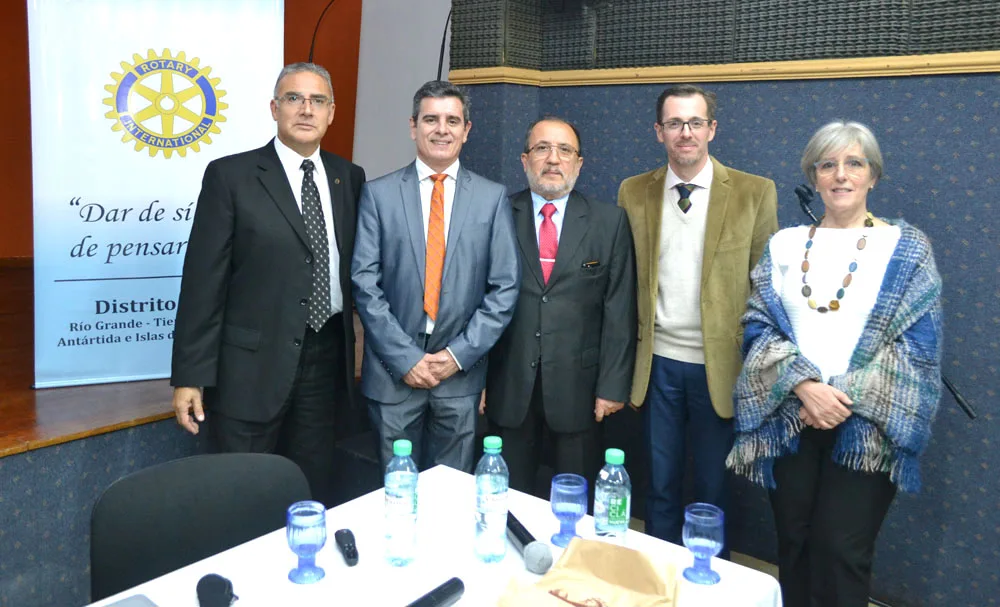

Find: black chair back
90;452;311;601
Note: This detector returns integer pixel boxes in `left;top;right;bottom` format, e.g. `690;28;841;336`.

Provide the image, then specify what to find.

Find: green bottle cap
483;436;503;451
392;439;413;456
605;448;625;466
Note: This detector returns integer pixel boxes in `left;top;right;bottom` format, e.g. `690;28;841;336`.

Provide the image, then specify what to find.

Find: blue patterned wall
461;74;1000;607
0;422;202;607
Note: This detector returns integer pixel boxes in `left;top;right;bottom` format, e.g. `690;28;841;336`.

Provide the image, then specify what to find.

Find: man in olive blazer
618;85;778;552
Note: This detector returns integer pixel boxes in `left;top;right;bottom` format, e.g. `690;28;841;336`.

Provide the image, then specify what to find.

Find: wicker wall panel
733;0;911;62
450;0;1000;71
596;0;736;68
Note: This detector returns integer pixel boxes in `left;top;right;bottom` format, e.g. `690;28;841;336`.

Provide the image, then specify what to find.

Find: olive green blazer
617;156;778;418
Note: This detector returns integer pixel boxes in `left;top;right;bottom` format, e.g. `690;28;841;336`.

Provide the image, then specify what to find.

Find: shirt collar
415;157;460;182
530;190;570;217
273;137;322;175
665;158;714;191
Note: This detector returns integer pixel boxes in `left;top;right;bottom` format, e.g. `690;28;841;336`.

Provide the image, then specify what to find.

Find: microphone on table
507;511;553;574
405;577;465;607
196;573;237;607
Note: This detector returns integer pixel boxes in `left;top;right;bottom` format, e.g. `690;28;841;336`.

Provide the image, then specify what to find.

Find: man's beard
528;170;577;198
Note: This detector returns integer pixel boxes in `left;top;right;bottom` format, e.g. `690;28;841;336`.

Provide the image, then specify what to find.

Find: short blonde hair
801;120;883;186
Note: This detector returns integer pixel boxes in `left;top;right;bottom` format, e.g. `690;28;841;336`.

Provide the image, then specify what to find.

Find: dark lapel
399;162;426;286
256;140;308;248
512;190;544;289
442;167;473;283
701;157;732;288
320;150;346;256
546;190;590;289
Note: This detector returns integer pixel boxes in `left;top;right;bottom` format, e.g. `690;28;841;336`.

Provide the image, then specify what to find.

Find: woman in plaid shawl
727;121;943;607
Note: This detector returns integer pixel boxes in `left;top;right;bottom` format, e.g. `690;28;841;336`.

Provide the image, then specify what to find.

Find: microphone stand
793;185;977;420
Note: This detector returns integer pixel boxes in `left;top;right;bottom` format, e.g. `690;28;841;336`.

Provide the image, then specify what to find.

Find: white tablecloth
89;465;781;606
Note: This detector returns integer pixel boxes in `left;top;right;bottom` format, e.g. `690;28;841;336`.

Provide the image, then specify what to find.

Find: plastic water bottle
384;439;418;566
594;448;631;543
474;435;509;563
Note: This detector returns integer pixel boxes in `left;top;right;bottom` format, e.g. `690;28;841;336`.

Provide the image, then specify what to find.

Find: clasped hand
793;380;853;430
402;351;459;389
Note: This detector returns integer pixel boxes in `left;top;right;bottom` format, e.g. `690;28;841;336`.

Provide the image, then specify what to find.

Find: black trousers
208;314;346;507
770;427;897;607
488;370;602;500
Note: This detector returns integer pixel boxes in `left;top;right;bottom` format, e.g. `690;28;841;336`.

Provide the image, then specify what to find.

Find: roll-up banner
28;0;284;387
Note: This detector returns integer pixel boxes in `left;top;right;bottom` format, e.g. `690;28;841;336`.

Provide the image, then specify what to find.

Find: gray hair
273;63;334;100
801;120;883;186
411;81;471;123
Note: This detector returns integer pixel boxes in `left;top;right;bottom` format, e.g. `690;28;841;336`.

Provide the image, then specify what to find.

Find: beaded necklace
800;212;875;313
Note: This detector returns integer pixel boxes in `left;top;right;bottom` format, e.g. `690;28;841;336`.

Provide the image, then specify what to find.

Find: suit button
305;256;313;264
541;296;549;303
300;298;308;306
293;338;302;347
530;361;537;368
534;331;541;338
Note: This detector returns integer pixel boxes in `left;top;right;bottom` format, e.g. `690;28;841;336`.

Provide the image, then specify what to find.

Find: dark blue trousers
644;355;733;556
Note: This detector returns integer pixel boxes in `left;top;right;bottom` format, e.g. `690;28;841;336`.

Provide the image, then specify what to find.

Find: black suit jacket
485;189;637;434
171;140;365;422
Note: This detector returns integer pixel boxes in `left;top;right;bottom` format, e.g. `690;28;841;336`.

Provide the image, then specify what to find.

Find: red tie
539;202;558;284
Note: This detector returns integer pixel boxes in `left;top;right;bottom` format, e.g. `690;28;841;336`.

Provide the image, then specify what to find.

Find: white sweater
653;177;710;364
769;225;901;381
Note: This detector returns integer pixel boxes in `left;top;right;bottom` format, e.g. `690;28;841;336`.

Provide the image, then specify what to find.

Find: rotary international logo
103;49;227;158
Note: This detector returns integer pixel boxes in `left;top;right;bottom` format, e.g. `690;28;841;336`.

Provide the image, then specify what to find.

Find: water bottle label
607;495;628;526
477;491;508;513
386;493;416;515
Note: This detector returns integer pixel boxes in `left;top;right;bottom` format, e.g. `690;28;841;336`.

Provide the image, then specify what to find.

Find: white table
89;465;781;606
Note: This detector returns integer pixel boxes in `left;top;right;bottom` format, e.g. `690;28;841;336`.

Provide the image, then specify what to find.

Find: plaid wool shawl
726;220;943;493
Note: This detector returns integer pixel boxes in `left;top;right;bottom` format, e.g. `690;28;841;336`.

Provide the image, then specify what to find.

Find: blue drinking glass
286;500;327;584
682;502;724;585
550;473;587;548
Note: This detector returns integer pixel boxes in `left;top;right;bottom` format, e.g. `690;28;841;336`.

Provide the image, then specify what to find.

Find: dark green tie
676;183;693;213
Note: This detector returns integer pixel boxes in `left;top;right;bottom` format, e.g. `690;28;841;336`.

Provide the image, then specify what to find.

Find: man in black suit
170;63;365;506
484;117;637;494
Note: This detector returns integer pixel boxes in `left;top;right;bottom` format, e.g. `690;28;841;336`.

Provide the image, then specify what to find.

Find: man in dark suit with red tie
170;63;365;506
483;117;637;493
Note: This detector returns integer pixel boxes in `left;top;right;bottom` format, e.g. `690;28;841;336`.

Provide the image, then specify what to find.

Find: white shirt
415;157;460;335
769;225;901;381
530;191;569;247
663;161;713;218
273;138;342;315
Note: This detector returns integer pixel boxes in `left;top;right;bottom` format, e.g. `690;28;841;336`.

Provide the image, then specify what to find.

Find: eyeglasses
275;93;332;107
659;118;713;132
814;156;870;177
526;143;579;160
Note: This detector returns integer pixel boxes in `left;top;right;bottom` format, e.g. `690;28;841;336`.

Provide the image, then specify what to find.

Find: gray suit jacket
351;162;520;404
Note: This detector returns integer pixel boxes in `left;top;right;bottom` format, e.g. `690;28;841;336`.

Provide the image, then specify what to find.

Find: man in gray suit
351;81;520;472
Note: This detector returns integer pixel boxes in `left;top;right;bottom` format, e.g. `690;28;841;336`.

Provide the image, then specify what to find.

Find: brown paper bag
498;538;677;607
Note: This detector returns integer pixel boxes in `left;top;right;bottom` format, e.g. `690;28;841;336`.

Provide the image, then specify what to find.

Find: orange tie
424;173;447;321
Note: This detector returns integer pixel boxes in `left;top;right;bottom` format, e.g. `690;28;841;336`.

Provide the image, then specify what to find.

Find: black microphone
507;511;553;574
795;184;820;224
196;573;236;607
405;577;464;607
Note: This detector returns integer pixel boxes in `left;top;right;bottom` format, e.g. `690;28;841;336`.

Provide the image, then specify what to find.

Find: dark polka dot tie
301;159;332;331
